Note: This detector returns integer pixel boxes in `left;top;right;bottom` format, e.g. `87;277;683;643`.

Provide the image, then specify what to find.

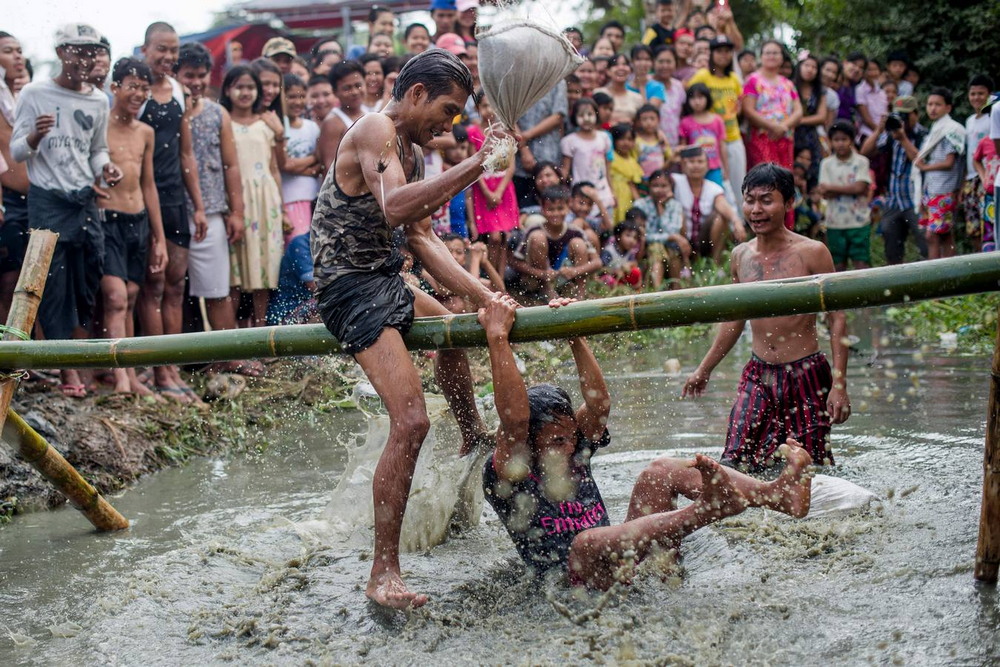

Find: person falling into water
683;163;851;474
310;49;514;609
479;294;814;588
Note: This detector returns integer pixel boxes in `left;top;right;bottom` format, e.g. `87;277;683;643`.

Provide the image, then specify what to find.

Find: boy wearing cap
859;95;928;264
10;23;123;397
262;37;297;75
429;0;458;41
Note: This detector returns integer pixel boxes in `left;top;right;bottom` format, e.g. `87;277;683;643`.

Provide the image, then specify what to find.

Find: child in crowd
963;75;996;252
601;219;643;289
568;182;606;252
914;87;965;260
513;186;602;302
562;98;615;229
973;132;999;252
250;58;287;172
593;91;615;131
854;58;886;144
265;230;316;325
792;161;824;241
100;58;167;397
280;73;321;246
678;83;728;187
817;120;871;270
221;65;284;326
634;104;671;179
468;92;518;276
633;169;691;289
609;123;644;224
432;235;504;314
307;75;336;123
444;124;473;239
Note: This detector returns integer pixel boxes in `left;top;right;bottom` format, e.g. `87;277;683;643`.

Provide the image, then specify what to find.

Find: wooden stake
4;409;128;531
0;230;128;531
975;304;1000;583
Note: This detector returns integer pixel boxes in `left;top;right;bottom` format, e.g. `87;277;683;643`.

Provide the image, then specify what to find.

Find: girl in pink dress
467;92;518;279
741;40;803;170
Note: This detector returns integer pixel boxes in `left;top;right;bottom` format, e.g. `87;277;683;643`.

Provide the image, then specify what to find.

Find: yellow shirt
686;69;743;143
610;153;645;224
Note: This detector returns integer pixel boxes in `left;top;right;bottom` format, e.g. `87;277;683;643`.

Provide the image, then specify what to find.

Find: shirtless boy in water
100;58;167;396
684;163;851;474
480;295;813;588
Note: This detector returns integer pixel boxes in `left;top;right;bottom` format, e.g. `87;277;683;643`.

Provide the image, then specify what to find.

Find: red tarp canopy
237;0;427;31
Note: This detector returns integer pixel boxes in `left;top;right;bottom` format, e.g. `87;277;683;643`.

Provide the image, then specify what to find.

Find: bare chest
737;247;811;283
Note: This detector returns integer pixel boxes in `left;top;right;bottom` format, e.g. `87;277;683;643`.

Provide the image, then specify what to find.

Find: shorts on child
161;203;191;248
920;193;955;235
826;225;871;265
646;241;682;265
722;352;834;474
101;209;149;284
188;212;231;299
982;191;996;253
962;177;983;237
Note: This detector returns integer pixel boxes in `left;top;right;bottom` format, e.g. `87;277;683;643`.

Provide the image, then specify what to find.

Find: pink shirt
854;80;887;138
743;72;799;124
975;136;1000;195
678;115;727;171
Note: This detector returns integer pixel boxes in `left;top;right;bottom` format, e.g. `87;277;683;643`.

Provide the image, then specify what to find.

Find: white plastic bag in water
805;474;879;518
476;19;584;171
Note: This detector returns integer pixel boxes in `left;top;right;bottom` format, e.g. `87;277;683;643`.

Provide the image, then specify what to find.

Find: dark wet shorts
721;351;833;474
0;189;28;274
160;203;190;248
316;259;415;356
101;209;149;284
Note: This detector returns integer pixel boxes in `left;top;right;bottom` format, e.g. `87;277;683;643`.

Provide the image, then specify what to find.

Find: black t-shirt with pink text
483;429;611;574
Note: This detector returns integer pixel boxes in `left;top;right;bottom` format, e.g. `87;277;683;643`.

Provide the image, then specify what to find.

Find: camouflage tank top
311;137;424;288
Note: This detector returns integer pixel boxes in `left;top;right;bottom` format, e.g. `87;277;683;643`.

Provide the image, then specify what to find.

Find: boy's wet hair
283;72;306;91
526;384;575;446
742;163;796;203
828;119;856;141
112;57;153;85
143;21;175;46
570;181;595;199
329;60;364;89
392;48;473;103
539;185;571;204
928;86;953;106
175;42;212;73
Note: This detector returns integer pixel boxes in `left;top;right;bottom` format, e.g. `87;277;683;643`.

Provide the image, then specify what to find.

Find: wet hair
391;48;473;102
742;163;796;203
329;60;364;89
175;42;212;73
526;384;575;447
451;122;468;143
828;119;856;141
571;96;599;121
251;57;285;122
609;122;634;147
538;185;570;204
969;74;995;90
404;23;430;40
283;72;306;92
928;86;953;106
683;82;713;115
630;44;653;62
144;21;176;46
310;36;341;59
368;5;393;22
614;219;640;237
307;74;332;88
219;65;263;114
112;57;153;85
532;160;561;180
599;20;625;37
591;91;613;108
570;181;595;199
635;103;659;122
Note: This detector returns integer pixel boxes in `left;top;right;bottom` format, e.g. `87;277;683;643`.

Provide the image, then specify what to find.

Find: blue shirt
267;234;315;325
449;191;468;238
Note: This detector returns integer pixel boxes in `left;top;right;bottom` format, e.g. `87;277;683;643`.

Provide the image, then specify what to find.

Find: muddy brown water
1;319;997;664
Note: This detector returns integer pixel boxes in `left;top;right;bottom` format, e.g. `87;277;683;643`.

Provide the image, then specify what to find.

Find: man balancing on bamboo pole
310;49;516;609
683;163;852;475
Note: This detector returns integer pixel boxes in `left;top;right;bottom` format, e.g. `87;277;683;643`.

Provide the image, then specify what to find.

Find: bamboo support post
4;409;128;530
0;230;128;531
975;304;1000;583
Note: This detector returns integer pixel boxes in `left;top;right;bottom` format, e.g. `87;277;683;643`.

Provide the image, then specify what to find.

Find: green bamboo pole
0;253;997;370
3;409;129;531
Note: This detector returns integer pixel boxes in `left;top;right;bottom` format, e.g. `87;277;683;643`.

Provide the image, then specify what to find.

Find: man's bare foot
692;455;748;521
766;440;813;518
365;571;428;609
111;369;132;394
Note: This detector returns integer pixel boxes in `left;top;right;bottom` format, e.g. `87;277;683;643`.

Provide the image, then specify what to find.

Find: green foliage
885;293;1000;352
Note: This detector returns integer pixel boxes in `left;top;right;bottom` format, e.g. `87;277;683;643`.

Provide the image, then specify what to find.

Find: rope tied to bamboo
0;325;31;381
0;324;31;341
